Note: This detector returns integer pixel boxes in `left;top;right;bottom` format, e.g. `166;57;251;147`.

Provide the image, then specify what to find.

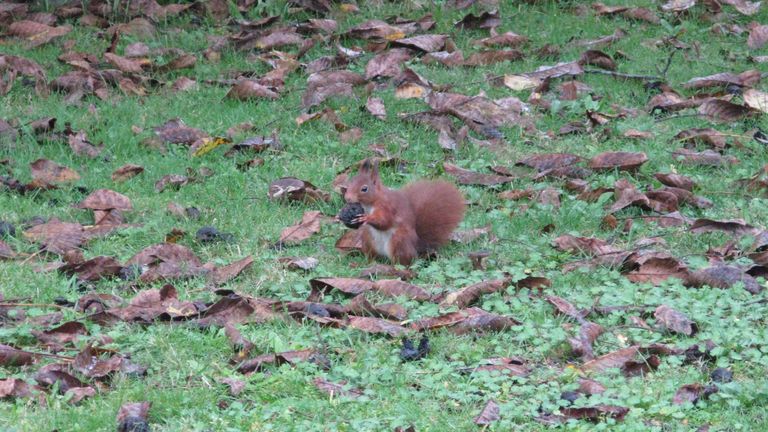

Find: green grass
2;0;768;430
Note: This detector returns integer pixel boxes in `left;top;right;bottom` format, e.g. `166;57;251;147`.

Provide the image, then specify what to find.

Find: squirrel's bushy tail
402;180;465;252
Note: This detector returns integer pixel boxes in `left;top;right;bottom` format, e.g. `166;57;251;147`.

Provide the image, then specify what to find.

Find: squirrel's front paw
352;214;369;224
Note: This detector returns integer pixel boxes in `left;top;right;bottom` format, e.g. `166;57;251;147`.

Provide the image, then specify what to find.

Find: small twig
592;304;657;314
654;113;704;123
657;49;677;78
20;250;42;265
583;69;662;81
2;348;74;361
0;302;68;309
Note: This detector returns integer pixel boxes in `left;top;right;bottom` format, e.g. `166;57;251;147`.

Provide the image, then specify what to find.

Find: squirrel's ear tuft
371;158;380;179
360;158;372;173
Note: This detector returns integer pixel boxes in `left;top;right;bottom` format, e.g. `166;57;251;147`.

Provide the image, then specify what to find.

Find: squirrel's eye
361;185;369;193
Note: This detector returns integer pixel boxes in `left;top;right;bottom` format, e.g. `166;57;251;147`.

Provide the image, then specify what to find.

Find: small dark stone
725;84;742;95
560;391;581;404
711;368;733;383
309;352;332;371
53;296;75;307
22;216;47;229
118;264;143;281
118;416;150;432
0;221;15;237
196;226;234;243
304;303;330;318
754;130;768;146
400;336;429;362
338;203;365;229
185;206;201;219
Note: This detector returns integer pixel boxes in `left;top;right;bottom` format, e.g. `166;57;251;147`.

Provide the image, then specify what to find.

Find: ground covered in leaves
2;0;768;430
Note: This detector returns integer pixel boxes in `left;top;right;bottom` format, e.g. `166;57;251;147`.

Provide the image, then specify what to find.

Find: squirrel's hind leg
388;229;418;266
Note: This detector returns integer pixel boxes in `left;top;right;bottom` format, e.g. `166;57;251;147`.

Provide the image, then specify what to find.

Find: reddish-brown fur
344;159;465;265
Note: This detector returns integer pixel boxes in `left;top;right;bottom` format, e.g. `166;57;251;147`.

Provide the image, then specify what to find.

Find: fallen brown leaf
474;399;500;425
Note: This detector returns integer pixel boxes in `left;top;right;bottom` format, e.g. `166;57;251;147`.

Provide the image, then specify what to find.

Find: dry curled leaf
589;152;647;172
443;162;513;186
474;399;500;425
76;189;132;211
654;305;698;336
278;211;323;246
226;80;279;100
268;178;329;203
112;164;144;182
29;159;79;186
313;377;363;399
347;316;406;337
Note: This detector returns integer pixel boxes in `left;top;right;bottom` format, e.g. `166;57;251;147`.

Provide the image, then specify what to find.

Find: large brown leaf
29;159;79;187
569;321;605;361
623;252;689;285
747;24;768;49
654;305;697;336
0;345;34;367
441;279;509;308
411;307;519;333
589;152;648;172
366;97;387;120
8;20;71;48
683;70;760;90
278;211;323;245
690;218;758;235
474;399;500;425
475;32;528;48
112;164;144;182
455;10;501;29
24;219;85;254
268;178;329;203
60;256;123;281
673;383;717;405
104;53;144;74
443;163;513;186
301;70;365;108
608;178;650;213
347;316;406;337
73;345;123;379
68;131;103;158
393;34;448;52
581;346;639;372
685;265;762;294
226;80;279;100
365;48;412;80
743;89;768;113
373;279;430;301
463;49;523;66
674;128;729;150
346;19;409;40
209;256;254;285
545;295;587;321
672;148;738;167
654;173;695;191
153;118;209;145
0;240;15;259
309;277;374;297
76;189;132;211
0;378;33;399
698;99;758;122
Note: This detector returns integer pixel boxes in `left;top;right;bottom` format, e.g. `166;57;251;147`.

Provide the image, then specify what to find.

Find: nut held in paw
338;203;365;229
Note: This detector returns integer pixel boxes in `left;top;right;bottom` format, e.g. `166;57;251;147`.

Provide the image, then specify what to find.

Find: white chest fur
361;204;394;258
366;225;394;258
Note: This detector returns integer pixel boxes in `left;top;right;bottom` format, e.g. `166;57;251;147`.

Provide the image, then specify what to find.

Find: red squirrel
343;159;466;265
